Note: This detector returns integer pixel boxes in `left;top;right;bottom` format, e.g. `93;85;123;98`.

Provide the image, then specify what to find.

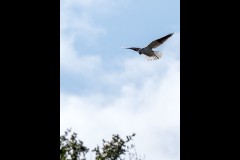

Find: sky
60;0;180;160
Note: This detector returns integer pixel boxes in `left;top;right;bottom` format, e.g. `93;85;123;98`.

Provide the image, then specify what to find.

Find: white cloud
60;0;132;74
60;55;180;160
61;0;131;13
60;0;130;40
60;37;101;75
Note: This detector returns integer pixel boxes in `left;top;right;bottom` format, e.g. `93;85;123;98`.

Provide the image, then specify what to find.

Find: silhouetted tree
60;129;144;160
60;129;89;160
92;133;136;160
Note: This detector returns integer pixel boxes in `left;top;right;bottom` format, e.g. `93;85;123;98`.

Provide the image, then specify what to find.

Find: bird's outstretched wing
147;33;174;49
125;47;141;52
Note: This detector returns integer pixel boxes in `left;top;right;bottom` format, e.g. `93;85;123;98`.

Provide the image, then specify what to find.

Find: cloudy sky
60;0;180;160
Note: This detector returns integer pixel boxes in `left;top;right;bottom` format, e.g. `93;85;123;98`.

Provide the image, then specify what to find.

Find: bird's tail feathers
154;51;163;58
144;51;163;61
145;56;158;61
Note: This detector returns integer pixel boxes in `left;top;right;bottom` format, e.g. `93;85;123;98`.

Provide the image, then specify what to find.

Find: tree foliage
60;129;143;160
60;129;89;160
93;133;136;160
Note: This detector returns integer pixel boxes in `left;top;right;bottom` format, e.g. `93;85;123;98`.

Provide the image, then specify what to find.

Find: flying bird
124;33;174;61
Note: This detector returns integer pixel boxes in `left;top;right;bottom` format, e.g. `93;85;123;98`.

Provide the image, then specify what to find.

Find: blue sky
61;0;179;159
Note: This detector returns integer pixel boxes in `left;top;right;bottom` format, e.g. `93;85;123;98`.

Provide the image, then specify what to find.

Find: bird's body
139;48;153;56
125;33;174;61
